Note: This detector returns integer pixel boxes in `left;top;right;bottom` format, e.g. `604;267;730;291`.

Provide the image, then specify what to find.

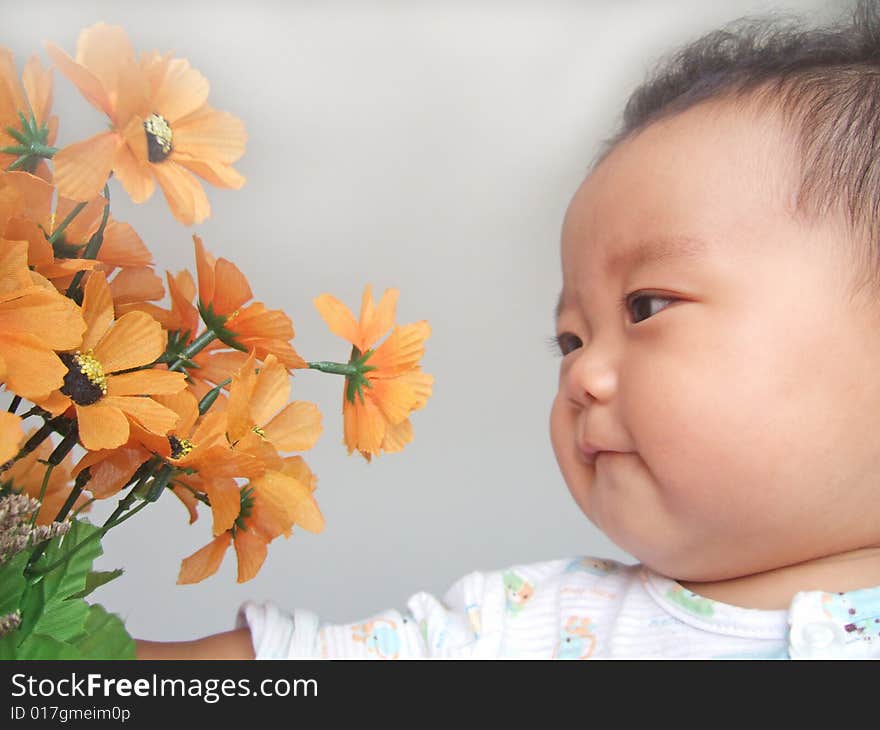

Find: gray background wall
2;0;842;641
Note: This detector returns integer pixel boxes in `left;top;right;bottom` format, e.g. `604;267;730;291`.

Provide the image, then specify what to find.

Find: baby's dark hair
599;0;880;298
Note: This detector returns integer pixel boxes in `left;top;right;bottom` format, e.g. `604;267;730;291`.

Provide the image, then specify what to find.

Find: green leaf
69;604;135;659
0;551;27;616
26;519;103;642
67;569;124;600
0;631;82;660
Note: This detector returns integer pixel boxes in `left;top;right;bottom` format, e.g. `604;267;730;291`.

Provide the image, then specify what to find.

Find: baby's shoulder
497;555;639;593
442;554;641;606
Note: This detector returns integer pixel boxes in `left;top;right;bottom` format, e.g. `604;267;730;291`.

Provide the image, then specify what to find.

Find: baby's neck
678;547;880;610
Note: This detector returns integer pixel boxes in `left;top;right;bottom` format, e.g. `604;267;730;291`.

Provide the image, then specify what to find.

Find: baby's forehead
563;102;804;260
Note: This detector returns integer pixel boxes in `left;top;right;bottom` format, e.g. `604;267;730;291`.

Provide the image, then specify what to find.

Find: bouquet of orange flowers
0;24;432;659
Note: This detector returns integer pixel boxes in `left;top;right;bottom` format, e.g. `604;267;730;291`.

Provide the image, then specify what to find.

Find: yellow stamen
144;113;173;162
252;426;266;439
74;351;107;395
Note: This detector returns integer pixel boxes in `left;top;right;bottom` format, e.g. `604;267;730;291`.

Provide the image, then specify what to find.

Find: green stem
46;201;87;246
52;468;92;525
9;416;65;466
27;462;55;528
7;395;21;414
168;329;218;372
307;361;362;377
71;496;96;519
0;141;57;159
26;499;149;579
66;183;111;298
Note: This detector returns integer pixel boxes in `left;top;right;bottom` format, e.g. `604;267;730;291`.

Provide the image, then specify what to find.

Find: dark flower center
168;435;194;459
144;113;173;163
59;352;107;406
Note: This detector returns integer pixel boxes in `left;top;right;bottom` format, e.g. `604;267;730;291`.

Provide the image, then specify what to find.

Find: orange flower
313;285;433;461
46;24;247;225
5;430;89;526
1;171;157;296
226;352;322;468
0;239;85;401
142;389;263;533
193;236;306;369
177;456;324;584
49;271;187;451
0;48;56;180
0;412;24;464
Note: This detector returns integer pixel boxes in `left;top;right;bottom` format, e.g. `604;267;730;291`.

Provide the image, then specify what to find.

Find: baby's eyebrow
554;234;709;323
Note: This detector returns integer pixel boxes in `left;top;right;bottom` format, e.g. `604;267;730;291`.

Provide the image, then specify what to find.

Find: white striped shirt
238;556;880;659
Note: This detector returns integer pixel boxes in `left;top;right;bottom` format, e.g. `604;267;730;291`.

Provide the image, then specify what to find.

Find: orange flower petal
173;155;245;189
251;469;324;536
3;170;54;224
0;411;24;464
0;287;85;350
172;106;247;163
395;368;433;411
279;455;318;492
190;348;248;387
171;484;200;525
109;267;164;305
166;269;199;336
364;378;419;426
313;293;359;348
0;289;85;350
152;161;210;226
80;271;115;352
190;444;262;481
250;355;289;426
53;130;122;202
22;55;52;124
358;285;399;352
368;321;431;376
152;57;210;123
345;395;385;455
230;302;293;341
380;417;413;454
31;390;72;417
56;193;104;245
152;389;200;437
226;351;258;442
97;220;153;268
103;395;179;436
93;310;165;373
193;235;215;305
44;40;113;118
264;401;322;452
73;445;148;499
0;238;38;296
74;23;147;125
202;476;240;536
211;258;252;316
76;402;130;451
0;332;65;401
233;527;268;583
178;532;232;584
4;219;52;267
113;115;155;203
106;369;187;397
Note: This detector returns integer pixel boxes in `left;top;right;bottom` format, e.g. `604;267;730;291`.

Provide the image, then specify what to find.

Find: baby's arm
135;628;255;660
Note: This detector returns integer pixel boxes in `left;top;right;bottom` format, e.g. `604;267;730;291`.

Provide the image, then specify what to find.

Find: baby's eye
625;292;675;324
546;332;582;357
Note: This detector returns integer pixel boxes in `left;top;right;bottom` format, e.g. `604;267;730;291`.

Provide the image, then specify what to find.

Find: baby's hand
135;628;255;660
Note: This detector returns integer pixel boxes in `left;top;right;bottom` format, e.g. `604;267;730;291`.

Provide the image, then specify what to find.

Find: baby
136;1;880;659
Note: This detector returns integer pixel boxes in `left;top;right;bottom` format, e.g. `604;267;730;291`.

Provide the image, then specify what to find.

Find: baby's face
550;101;880;582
